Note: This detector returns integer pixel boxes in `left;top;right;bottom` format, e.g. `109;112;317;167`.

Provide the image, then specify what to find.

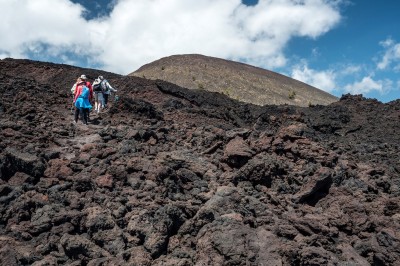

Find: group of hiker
71;74;117;125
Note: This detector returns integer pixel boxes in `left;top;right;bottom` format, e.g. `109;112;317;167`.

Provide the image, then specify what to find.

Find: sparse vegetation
161;66;165;71
288;90;296;100
192;76;196;81
223;88;231;97
198;83;205;90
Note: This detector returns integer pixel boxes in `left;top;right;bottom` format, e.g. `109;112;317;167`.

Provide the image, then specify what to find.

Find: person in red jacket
71;75;93;99
72;75;93;124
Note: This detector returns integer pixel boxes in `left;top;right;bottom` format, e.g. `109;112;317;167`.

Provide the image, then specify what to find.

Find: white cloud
0;0;91;57
291;63;336;93
288;61;396;99
380;38;394;48
377;38;400;70
340;65;361;75
343;76;394;95
311;48;320;57
0;0;342;74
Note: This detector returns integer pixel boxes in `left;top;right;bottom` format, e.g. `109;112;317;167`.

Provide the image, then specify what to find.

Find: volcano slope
131;54;338;107
0;58;399;265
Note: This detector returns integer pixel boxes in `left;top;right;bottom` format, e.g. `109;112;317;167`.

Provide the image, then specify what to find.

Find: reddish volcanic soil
0;58;399;265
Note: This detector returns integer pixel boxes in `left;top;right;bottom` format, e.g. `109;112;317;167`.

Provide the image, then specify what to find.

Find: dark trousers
74;107;89;124
103;94;109;107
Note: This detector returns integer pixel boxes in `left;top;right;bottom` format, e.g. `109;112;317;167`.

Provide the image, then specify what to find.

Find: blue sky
1;0;399;103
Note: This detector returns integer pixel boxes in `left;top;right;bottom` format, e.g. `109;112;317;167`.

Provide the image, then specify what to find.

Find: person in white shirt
98;76;117;109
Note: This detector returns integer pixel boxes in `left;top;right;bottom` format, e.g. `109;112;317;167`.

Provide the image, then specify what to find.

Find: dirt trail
58;110;113;160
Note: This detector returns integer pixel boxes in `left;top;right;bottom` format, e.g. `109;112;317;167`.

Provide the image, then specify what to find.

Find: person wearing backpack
92;76;104;113
98;76;117;108
73;75;93;124
71;74;92;94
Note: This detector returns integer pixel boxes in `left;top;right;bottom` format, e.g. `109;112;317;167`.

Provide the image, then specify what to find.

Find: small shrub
198;83;205;90
161;66;165;71
223;88;231;97
288;90;296;100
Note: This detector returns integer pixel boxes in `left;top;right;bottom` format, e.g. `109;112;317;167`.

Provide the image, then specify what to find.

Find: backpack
79;85;90;98
100;80;107;92
93;80;107;92
93;81;102;92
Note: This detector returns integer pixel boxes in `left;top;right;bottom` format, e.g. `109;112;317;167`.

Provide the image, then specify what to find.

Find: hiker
71;75;93;96
72;75;93;124
92;76;104;113
98;76;117;108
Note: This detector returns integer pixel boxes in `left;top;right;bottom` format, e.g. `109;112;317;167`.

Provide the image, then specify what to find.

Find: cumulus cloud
377;38;400;70
291;63;336;93
0;0;90;57
343;76;394;95
0;0;342;74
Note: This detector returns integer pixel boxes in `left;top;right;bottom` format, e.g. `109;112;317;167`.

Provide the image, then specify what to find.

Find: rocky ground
0;58;399;265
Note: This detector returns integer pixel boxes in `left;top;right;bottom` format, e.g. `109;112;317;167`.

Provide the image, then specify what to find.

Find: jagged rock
127;204;187;258
196;218;283;265
121;246;152;266
3;147;45;181
95;174;113;188
84;206;116;234
0;236;36;265
232;153;287;187
298;246;339;265
44;159;73;179
91;228;126;255
292;167;333;205
223;136;254;167
60;234;110;261
8;172;35;186
31;255;59;266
